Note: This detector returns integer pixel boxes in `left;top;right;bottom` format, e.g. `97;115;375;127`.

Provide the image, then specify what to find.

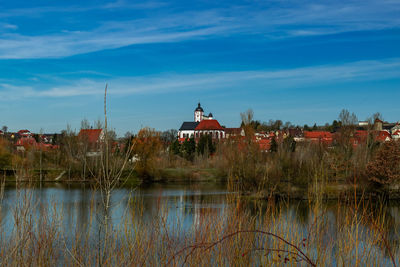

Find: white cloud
0;1;164;18
1;58;399;99
0;0;399;58
0;14;231;59
1;23;18;30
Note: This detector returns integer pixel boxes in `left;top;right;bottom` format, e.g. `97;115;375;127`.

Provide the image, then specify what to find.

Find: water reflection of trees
1;183;400;264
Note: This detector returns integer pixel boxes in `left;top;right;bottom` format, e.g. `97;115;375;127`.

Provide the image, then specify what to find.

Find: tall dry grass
0;184;398;266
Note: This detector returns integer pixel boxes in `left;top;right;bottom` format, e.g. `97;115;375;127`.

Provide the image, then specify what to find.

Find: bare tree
339;109;358;126
338;109;358;153
95;84;135;265
80;119;91;130
367;112;384;126
161;129;178;144
372;112;383;122
94;119;103;129
240;109;254;126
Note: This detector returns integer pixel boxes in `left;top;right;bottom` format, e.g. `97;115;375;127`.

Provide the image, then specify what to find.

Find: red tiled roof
304;131;332;139
304;131;333;145
258;139;271;151
376;130;391;142
18;129;31;136
195;120;224;131
78;129;103;143
16;137;36;146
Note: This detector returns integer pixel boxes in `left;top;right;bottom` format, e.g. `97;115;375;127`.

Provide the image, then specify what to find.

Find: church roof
179;122;199;131
195;120;224;131
195;102;204;112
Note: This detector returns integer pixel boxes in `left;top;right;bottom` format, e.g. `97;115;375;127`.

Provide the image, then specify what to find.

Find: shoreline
3;167;400;200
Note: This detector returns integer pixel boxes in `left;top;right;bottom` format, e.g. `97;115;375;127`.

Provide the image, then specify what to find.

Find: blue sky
0;0;399;135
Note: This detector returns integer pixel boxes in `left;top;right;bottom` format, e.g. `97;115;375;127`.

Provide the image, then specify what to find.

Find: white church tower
194;103;204;122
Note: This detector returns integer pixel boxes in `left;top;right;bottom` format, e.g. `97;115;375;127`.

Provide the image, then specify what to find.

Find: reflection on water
0;182;232;240
1;182;400;264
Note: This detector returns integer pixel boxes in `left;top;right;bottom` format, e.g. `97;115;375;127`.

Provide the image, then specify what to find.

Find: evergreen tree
197;135;207;155
197;134;215;156
207;135;216;154
181;137;195;160
170;139;181;155
312;123;318;131
270;137;278;152
332;120;340;130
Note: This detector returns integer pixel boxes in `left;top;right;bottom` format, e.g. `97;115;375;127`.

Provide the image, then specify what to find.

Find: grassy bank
1;127;400;200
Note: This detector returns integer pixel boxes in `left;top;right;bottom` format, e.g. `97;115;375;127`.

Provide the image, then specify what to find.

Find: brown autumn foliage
131;127;163;178
366;141;400;185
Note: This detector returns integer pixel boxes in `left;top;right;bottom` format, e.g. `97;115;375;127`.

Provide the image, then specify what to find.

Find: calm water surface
1;182;400;265
1;182;232;238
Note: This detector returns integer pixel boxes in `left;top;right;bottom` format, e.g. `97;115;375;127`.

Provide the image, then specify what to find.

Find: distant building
78;129;104;156
194;119;225;139
375;130;392;142
304;131;333;145
178;103;240;142
178;103;222;140
15;136;36;152
374;119;384;131
178;122;199;139
392;130;400;141
18;129;31;138
391;123;400;134
194;103;214;122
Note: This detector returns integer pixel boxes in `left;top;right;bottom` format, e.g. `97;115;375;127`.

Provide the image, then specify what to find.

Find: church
178;103;225;141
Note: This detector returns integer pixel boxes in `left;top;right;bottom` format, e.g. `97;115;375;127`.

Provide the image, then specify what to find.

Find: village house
13;129;59;152
392;130;400;140
303;131;333;145
391;123;400;134
15;136;36;152
18;129;32;138
78;128;104;156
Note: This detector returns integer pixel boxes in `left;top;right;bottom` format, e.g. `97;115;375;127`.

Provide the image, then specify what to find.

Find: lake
0;182;399;266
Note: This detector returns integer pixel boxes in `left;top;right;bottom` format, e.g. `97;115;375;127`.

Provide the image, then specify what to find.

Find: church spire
194;103;204;122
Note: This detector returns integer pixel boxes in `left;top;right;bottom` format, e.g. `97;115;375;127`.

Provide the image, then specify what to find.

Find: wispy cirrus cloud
0;1;165;18
0;25;227;59
0;0;399;59
1;57;399;99
1;23;18;30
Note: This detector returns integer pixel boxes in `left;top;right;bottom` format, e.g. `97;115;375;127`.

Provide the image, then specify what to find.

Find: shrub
365;141;400;185
0;139;12;169
131;127;163;178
